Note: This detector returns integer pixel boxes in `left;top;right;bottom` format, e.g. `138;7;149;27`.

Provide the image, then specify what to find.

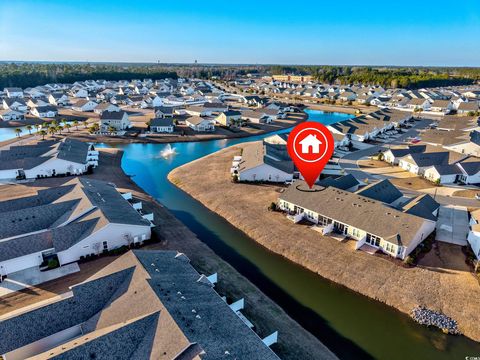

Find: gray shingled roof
56;138;90;164
356;179;403;204
135;251;280;360
79;178;151;226
0;267;135;354
317;174;360;190
0;218;98;262
150;118;174;127
0;199;80;240
50;312;160;360
0;185;75;214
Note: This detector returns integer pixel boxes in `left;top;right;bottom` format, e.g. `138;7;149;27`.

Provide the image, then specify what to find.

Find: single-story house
278;181;436;259
93;102;121;115
0;138;98;180
72;99;98;112
149;118;175;133
185;116;215;132
0;178;152;278
216;110;242;127
237;142;293;183
0;109;25;121
31;105;58;118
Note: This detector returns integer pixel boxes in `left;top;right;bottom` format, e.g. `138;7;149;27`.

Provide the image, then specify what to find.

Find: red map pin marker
287;121;335;188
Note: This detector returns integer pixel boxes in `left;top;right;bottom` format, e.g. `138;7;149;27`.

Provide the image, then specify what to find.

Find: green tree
14;128;22;137
65;123;72;133
39;130;47;140
26;125;33;134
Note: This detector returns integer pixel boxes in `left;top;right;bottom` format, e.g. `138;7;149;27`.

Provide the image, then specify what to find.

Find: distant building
149;118;175;133
185;116;215;132
4;87;23;98
100;110;130;131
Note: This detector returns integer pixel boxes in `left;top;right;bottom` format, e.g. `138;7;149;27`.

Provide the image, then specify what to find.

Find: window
102;241;108;251
366;233;381;247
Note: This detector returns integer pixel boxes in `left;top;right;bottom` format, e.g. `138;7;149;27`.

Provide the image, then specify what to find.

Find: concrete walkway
0;263;80;297
435;205;469;246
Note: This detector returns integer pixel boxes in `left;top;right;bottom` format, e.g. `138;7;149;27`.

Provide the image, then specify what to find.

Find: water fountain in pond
160;144;177;158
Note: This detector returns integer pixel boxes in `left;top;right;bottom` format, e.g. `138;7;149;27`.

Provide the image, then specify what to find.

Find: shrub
268;202;277;211
47;258;59;269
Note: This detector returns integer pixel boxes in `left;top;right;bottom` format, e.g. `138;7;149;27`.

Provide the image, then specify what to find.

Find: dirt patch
169;142;480;343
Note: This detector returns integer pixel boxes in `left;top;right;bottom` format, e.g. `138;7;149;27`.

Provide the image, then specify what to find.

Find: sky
1;0;479;66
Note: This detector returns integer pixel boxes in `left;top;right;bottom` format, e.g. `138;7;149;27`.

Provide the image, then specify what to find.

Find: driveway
435;205;469;246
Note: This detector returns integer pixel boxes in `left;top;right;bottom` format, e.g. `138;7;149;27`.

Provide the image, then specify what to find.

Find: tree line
0;63;178;89
268;65;480;89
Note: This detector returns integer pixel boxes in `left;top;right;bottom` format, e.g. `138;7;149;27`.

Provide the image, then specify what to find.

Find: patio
0;263;80;297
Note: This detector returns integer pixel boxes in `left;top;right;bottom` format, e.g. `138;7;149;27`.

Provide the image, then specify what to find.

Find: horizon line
1;60;480;69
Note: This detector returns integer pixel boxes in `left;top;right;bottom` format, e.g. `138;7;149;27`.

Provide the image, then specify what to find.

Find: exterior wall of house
383;150;398;164
56;223;151;265
239;164;292;182
152;125;174;133
467;230;480;260
399;158;419;174
0;168;21;180
25;158;87;178
187;121;214;132
278;198;435;259
0;250;48;276
464;172;480;184
423;167;457;184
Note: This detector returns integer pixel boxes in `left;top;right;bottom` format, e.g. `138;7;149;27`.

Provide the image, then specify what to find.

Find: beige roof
279;181;433;247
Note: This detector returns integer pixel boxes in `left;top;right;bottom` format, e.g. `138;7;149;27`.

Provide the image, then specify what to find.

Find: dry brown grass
358;159;388;168
169;141;480;342
452;189;480;199
390;176;435;190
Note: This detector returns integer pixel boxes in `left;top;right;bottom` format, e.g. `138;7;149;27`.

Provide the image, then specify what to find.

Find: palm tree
73;120;79;130
82;120;88;129
42;122;49;130
26;125;33;134
39;130;47;140
14;128;22;137
50;120;58;127
65;123;72;133
56;125;63;134
48;126;56;137
34;124;41;132
61;118;67;126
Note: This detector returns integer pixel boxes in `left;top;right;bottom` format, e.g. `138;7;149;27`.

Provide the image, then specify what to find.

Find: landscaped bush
47;258;59;269
109;245;129;256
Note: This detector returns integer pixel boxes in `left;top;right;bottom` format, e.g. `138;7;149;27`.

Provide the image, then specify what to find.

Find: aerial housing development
1;1;480;358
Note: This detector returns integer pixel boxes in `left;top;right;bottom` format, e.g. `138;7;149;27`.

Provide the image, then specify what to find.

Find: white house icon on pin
299;134;322;154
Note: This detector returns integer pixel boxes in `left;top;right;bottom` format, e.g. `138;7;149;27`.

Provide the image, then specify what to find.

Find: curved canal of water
98;110;480;360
